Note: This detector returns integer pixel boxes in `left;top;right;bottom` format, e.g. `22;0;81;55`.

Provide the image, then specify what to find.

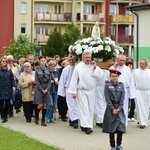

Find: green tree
45;28;65;57
63;23;81;53
4;35;37;59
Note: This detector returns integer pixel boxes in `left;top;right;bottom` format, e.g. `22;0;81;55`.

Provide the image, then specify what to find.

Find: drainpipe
130;10;139;68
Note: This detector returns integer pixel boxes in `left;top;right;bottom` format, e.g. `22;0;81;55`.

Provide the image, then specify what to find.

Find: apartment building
33;0;106;46
0;0;14;55
108;0;149;58
1;0;149;56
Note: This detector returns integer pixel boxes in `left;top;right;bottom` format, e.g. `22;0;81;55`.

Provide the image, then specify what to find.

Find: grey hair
139;58;148;66
24;62;31;67
82;51;92;59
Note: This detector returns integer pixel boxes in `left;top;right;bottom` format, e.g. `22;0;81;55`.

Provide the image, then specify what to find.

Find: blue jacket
0;68;15;100
50;69;60;93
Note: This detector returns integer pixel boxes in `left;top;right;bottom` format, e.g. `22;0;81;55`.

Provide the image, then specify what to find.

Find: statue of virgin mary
91;22;101;40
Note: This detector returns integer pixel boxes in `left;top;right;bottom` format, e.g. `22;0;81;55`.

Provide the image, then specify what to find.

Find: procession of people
1;23;150;150
1;52;150;150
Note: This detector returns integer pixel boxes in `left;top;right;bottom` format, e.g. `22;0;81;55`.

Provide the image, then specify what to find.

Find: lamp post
116;0;118;45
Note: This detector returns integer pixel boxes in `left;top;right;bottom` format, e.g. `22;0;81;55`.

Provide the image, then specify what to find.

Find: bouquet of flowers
68;37;124;61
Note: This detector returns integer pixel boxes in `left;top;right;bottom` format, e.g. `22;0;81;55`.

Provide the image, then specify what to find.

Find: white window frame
21;2;27;13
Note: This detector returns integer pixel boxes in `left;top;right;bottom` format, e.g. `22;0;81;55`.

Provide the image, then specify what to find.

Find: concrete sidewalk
1;111;150;150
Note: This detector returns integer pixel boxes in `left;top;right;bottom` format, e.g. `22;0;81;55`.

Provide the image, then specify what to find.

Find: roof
126;3;150;11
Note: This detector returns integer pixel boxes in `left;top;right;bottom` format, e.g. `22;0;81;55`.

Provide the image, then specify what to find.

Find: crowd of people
0;52;150;150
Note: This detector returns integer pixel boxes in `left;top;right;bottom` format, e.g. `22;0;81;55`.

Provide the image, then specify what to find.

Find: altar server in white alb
58;55;79;129
132;58;150;129
110;54;135;126
95;69;109;128
68;51;104;134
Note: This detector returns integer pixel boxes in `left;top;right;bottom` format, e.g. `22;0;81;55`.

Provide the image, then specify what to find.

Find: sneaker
128;118;131;122
131;118;135;122
50;119;55;123
46;119;50;123
111;147;116;150
116;145;123;150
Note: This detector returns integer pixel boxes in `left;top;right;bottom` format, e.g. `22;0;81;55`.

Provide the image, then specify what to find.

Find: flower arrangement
68;37;124;61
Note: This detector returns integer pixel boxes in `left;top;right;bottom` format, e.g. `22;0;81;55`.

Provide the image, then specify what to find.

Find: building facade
0;0;14;55
1;0;149;57
126;3;150;66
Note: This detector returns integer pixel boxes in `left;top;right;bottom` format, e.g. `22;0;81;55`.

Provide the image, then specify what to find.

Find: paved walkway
1;111;150;150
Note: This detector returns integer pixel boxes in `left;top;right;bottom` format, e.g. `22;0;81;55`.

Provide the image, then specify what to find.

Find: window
83;5;95;14
21;2;27;13
35;4;49;13
21;24;26;34
55;5;61;14
36;26;40;34
125;27;129;35
110;5;118;15
35;26;49;35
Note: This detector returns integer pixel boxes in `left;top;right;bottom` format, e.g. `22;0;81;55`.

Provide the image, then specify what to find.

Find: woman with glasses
0;57;15;123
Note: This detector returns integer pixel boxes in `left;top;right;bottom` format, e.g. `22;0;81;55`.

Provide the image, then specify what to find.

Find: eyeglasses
2;60;7;62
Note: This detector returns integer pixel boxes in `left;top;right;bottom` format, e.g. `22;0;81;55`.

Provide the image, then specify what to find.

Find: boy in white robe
95;69;109;128
58;55;79;128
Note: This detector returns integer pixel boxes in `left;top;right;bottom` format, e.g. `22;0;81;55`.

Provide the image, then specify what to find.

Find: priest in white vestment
132;58;150;129
68;51;104;134
58;55;79;128
110;54;135;126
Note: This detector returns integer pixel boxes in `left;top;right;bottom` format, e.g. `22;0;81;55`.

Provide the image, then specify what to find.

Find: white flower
89;41;96;46
75;47;82;55
82;45;88;49
68;45;73;53
105;45;111;52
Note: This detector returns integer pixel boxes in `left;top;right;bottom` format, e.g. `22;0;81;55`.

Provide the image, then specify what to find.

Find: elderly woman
18;62;35;123
34;56;51;126
0;57;15;123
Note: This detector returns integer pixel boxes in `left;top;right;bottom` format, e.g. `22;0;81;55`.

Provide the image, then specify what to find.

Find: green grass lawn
0;126;60;150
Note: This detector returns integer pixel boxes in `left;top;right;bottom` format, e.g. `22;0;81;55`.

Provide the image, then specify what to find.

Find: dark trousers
0;99;10;120
23;101;33;121
57;96;68;119
128;98;135;119
109;131;123;147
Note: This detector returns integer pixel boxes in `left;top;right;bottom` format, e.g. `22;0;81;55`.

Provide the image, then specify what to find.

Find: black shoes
2;119;7;123
96;123;103;128
81;127;93;134
16;109;21;114
26;119;31;123
62;118;67;122
69;120;79;129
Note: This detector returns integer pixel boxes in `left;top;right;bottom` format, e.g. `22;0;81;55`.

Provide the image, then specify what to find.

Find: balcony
77;13;105;22
111;35;134;45
34;12;72;22
111;0;142;3
111;15;134;23
34;34;49;44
